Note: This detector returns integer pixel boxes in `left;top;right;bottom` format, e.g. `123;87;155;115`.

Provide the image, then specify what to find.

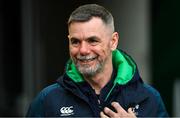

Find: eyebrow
69;37;79;40
87;36;100;40
69;36;100;41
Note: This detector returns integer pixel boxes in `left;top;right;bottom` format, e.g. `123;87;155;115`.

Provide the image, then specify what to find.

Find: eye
70;38;80;46
87;37;99;45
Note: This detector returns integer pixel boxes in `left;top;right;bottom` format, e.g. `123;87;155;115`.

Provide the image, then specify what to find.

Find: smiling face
68;17;118;77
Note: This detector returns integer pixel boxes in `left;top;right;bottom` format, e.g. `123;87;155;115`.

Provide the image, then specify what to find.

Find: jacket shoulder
41;83;62;96
143;84;160;97
26;83;62;116
142;83;169;117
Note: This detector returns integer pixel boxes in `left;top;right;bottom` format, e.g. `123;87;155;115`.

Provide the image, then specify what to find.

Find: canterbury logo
60;106;74;116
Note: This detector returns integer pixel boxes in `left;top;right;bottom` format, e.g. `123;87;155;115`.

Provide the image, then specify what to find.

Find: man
26;4;168;117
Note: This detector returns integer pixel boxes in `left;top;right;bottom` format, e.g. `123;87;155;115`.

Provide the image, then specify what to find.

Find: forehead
68;17;109;38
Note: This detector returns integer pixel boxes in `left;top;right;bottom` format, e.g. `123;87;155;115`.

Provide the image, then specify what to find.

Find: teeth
77;55;97;62
81;58;94;62
78;57;96;62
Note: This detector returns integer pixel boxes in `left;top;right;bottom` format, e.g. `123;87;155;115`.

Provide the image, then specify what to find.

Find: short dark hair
68;4;114;32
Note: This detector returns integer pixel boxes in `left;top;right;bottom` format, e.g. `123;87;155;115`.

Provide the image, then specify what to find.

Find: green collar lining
112;49;136;85
66;59;84;82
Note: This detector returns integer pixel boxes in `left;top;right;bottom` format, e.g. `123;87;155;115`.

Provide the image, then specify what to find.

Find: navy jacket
26;50;168;117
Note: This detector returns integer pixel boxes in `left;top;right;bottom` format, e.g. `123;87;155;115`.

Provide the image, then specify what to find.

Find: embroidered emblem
60;106;74;116
132;104;139;116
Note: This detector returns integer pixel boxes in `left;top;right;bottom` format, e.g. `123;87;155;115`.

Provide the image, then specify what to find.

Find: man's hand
100;102;136;118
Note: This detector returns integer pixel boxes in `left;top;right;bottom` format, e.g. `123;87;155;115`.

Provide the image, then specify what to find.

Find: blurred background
0;0;180;116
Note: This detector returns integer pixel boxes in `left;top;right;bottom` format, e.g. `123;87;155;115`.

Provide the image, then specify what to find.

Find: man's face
68;17;118;77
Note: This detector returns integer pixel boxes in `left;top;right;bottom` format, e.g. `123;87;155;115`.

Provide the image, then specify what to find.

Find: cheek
93;46;108;58
69;46;78;57
100;45;112;59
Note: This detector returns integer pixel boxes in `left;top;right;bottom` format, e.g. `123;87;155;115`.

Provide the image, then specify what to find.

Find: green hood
66;49;136;85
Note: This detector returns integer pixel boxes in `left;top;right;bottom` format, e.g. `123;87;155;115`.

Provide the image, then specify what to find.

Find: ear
110;32;119;51
68;35;70;39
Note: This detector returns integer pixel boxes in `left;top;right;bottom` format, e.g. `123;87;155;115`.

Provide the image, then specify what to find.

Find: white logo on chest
132;104;139;116
60;106;74;116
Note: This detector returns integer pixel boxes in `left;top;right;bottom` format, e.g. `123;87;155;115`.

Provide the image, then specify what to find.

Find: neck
84;60;113;94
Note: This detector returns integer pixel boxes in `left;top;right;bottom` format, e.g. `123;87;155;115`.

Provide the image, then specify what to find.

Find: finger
128;108;136;116
111;102;127;113
104;107;116;117
100;111;109;118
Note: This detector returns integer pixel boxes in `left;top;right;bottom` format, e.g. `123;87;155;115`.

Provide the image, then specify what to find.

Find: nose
79;41;90;55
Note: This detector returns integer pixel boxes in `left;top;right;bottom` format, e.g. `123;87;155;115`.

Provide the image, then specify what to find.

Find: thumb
128;108;136;116
100;111;109;118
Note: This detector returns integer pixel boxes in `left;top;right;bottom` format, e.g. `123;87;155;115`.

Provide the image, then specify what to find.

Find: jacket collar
57;74;89;103
57;68;149;112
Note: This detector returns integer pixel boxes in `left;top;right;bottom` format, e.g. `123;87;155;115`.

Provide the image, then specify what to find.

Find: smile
77;56;97;63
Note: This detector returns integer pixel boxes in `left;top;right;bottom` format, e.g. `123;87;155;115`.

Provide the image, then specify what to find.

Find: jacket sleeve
143;84;169;117
26;83;59;117
155;91;169;117
26;91;45;117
